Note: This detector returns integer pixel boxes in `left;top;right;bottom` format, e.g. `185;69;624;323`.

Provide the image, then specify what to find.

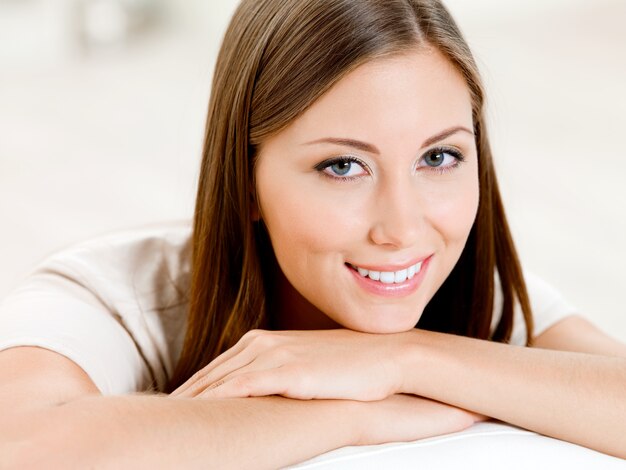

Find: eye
314;156;369;181
418;147;465;172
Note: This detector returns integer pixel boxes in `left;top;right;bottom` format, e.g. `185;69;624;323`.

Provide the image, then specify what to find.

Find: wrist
295;397;364;448
340;399;369;446
393;328;437;395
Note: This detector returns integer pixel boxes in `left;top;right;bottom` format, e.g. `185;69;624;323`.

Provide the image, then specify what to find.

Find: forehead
279;48;474;146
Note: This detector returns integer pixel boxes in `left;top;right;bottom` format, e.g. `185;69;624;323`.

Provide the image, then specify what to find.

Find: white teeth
407;264;416;279
416;261;422;273
351;261;423;284
394;269;408;283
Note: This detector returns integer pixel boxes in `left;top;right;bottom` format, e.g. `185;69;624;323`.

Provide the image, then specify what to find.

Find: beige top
0;222;578;395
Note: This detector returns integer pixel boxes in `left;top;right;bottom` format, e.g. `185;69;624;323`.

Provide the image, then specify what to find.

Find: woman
1;0;625;467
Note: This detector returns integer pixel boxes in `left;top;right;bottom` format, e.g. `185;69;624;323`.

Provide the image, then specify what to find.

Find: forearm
398;329;626;458
15;394;358;469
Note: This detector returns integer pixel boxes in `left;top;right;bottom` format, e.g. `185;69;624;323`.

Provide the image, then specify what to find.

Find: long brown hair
166;0;534;392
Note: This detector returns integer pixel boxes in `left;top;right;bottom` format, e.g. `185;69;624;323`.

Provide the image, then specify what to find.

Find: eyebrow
303;126;474;155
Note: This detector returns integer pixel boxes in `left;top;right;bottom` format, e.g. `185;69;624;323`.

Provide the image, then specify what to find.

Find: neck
268;268;341;331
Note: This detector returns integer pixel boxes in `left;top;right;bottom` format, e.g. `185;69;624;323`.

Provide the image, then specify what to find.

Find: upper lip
347;255;432;272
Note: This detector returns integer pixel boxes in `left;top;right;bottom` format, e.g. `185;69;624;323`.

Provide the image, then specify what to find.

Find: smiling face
254;48;479;333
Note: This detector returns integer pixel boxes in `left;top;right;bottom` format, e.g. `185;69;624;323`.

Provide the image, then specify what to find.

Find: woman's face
254;48;479;333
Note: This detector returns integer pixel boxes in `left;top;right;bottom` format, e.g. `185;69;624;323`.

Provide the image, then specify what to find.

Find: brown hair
166;0;534;392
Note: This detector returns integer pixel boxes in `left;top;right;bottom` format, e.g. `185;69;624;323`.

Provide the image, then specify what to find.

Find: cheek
422;169;479;244
257;176;362;276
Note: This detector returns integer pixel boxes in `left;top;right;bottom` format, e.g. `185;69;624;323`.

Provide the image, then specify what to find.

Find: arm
174;317;626;459
397;317;626;459
9;393;479;469
1;348;476;469
12;394;356;469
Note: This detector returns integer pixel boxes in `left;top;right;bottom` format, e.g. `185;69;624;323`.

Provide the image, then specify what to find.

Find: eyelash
423;146;466;174
314;156;367;182
314;146;466;182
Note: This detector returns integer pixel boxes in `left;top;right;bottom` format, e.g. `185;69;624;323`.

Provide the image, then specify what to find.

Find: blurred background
1;0;625;341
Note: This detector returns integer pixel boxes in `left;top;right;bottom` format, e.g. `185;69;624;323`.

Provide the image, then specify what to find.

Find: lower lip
346;256;432;298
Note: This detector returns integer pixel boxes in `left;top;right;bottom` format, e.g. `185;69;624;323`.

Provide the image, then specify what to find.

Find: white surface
1;0;625;341
289;421;626;469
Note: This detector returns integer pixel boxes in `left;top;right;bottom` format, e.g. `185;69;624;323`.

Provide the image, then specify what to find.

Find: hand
355;394;480;446
170;328;405;401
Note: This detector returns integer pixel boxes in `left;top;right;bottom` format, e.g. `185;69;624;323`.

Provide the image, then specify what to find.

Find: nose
368;177;422;249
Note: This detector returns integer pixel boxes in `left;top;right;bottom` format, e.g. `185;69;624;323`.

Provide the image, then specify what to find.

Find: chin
341;313;420;334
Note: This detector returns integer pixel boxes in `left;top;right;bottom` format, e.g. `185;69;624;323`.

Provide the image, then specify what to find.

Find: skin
169;48;626;460
253;47;479;334
3;28;626;470
0;45;489;469
171;47;484;402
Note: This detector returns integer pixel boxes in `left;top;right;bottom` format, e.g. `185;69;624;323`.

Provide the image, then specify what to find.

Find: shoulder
0;221;193;395
45;220;193;272
23;220;193;304
492;270;579;346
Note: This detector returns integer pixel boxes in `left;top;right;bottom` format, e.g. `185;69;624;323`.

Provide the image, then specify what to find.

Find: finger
174;352;258;398
197;368;291;400
185;357;275;398
182;351;290;398
174;330;289;397
170;334;255;396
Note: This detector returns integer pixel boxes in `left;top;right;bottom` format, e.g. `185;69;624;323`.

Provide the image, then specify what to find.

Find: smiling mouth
346;261;423;284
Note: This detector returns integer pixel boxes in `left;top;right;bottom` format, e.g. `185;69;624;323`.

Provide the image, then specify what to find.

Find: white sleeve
509;271;579;346
0;223;191;396
0;268;151;396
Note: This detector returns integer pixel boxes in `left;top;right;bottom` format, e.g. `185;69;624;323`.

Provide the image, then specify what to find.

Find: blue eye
330;161;353;176
419;147;465;171
314;156;368;181
425;152;446;167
